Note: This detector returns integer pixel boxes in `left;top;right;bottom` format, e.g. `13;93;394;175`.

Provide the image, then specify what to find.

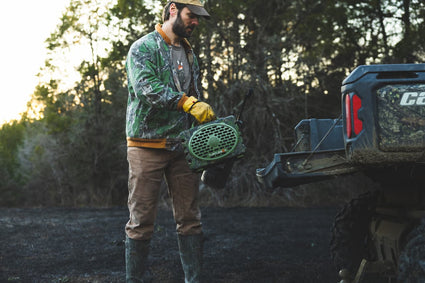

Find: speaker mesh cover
179;115;246;171
189;122;238;161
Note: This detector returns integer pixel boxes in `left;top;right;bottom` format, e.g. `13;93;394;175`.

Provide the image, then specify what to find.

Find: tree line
1;0;424;207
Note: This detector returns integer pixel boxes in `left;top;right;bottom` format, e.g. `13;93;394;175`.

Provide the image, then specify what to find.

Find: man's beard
172;12;195;38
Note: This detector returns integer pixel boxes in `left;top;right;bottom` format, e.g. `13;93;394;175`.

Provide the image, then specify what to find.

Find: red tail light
345;95;352;138
345;93;363;138
352;94;363;135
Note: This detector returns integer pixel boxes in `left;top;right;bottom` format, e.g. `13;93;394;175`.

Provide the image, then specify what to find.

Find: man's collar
155;24;172;45
155;23;192;50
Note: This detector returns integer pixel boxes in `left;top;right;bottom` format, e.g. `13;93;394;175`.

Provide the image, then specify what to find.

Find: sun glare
0;0;71;125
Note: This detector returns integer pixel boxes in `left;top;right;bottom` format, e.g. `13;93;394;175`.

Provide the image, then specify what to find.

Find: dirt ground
0;206;340;283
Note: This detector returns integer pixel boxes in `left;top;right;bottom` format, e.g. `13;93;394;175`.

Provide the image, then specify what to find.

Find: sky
0;0;70;125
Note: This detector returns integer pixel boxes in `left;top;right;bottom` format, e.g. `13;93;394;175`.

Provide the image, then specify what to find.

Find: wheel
398;218;425;282
330;192;378;276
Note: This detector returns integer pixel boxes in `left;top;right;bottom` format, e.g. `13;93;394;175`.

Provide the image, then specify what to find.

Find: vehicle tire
398;218;425;283
330;192;378;276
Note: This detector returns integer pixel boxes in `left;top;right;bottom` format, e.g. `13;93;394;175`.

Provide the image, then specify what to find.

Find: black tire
398;218;425;283
330;192;378;275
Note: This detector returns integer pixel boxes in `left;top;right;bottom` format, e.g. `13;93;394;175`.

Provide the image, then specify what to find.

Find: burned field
1;206;339;282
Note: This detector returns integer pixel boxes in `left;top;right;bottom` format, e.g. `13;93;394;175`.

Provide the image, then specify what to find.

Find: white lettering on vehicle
400;92;425;106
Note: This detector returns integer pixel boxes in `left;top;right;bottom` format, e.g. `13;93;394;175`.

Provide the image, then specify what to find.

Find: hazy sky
0;0;70;124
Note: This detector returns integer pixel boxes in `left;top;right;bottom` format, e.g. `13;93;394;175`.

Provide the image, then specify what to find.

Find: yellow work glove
182;96;216;124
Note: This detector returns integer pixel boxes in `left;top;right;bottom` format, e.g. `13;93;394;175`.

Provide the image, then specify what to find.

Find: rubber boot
125;236;151;283
177;234;203;283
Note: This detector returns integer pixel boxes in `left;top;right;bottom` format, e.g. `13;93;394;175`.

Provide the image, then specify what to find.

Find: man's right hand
182;96;216;124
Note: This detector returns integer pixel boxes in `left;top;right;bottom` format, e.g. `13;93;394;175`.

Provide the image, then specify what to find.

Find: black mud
0;207;339;282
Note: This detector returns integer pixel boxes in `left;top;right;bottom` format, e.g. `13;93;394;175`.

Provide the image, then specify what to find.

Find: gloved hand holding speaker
182;96;216;124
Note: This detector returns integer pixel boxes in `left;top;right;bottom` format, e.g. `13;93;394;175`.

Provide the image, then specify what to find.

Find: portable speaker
179;115;246;172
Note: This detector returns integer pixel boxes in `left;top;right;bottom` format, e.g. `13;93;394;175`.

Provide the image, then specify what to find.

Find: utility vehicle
257;63;425;282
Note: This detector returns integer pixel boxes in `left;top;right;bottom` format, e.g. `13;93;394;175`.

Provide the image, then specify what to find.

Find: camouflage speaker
180;115;246;172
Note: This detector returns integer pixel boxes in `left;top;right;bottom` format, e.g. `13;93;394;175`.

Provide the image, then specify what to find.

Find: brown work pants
125;147;202;240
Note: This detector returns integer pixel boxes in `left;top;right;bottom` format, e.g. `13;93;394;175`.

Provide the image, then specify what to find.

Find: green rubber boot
125;236;151;283
177;234;203;283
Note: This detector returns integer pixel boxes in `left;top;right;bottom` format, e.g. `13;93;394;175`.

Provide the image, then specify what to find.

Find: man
124;1;215;282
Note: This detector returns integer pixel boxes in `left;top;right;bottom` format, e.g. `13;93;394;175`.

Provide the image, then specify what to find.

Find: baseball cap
169;0;210;18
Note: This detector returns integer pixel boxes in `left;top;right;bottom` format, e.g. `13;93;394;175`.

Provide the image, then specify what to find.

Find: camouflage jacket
125;24;201;149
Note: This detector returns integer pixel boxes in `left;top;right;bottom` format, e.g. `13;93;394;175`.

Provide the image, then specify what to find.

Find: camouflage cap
168;0;210;18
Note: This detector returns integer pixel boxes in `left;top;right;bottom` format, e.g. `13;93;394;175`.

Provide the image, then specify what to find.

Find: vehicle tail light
345;93;363;138
352;94;363;135
345;94;352;138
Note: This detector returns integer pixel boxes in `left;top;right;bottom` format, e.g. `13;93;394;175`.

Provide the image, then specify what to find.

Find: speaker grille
188;123;239;161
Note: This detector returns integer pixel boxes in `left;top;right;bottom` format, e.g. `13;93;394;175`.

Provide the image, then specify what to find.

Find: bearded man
124;1;215;282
